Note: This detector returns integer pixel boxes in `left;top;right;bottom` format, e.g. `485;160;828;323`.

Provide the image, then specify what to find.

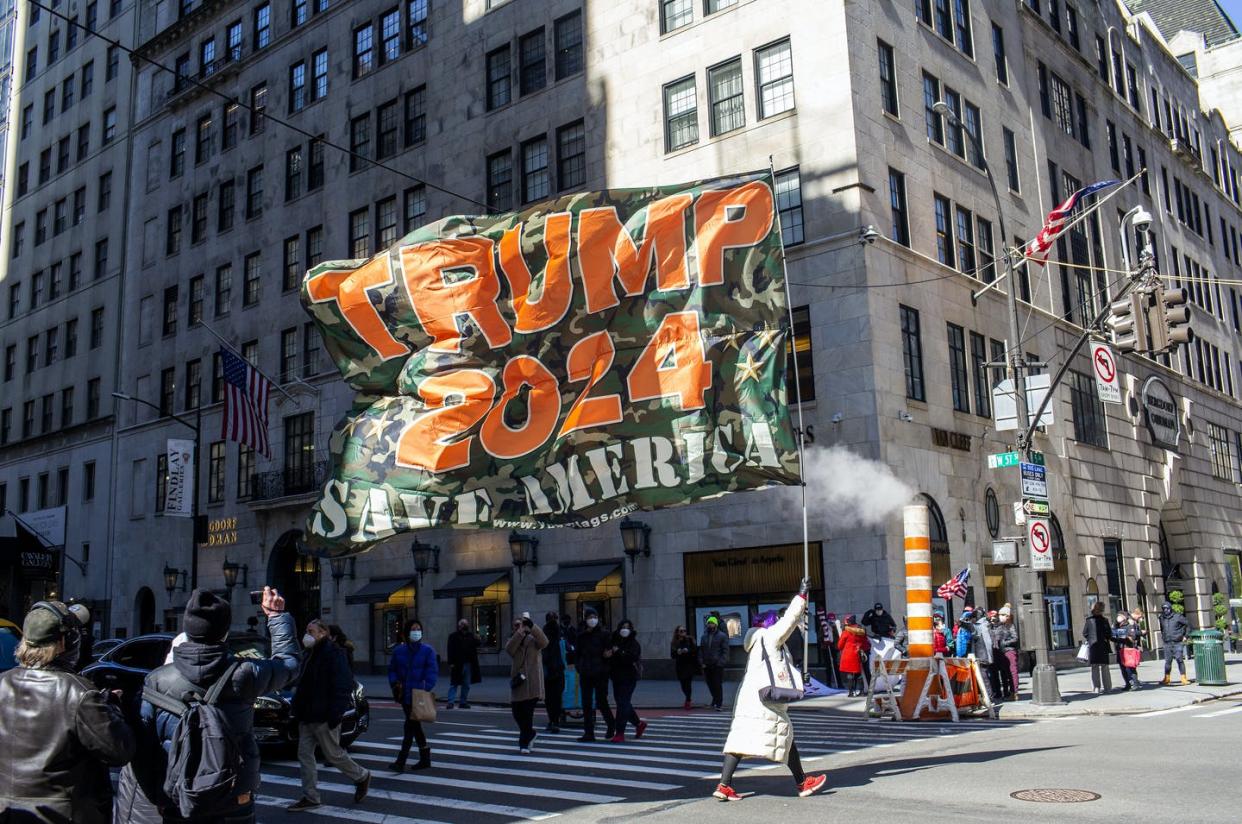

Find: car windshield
228;636;269;661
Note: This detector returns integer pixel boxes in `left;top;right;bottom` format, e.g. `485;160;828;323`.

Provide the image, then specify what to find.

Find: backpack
142;661;244;819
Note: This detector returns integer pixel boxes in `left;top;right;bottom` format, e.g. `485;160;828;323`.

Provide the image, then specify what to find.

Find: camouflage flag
300;171;800;556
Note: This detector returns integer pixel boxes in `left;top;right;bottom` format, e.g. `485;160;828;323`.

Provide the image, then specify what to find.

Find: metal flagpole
197;318;298;402
769;157;812;678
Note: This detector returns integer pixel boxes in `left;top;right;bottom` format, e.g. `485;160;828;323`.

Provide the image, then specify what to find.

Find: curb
993;683;1242;719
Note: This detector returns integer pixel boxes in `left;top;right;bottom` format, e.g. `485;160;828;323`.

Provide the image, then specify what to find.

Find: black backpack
142;661;244;819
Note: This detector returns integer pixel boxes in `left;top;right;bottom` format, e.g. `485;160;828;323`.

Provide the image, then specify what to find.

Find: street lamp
410;539;441;583
508;531;539;580
933;99;1062;705
114;391;204;590
164;565;187;599
619;517;652;570
329;556;356;589
222;558;248;590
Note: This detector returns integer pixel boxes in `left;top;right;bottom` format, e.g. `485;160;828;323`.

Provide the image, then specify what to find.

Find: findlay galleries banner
300;171;801;556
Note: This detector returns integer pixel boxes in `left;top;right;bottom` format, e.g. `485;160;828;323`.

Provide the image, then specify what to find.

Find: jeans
297;721;368;804
447;663;474;704
512;697;538;748
579;673;615;737
1163;641;1186;675
612;676;640;735
545;671;565;725
1090;663;1113;691
677;674;693;702
396;712;428;765
704;664;724;708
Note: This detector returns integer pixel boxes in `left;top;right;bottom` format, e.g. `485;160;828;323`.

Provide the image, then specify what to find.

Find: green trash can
1191;629;1227;686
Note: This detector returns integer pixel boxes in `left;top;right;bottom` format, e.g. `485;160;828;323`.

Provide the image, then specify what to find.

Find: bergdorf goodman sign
1141;377;1181;450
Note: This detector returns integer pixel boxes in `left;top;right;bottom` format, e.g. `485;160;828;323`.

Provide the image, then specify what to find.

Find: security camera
859;225;881;245
1133;208;1153;233
831;412;843;424
898;410;914;423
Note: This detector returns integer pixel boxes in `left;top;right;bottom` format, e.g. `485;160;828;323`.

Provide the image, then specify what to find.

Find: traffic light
1108;291;1147;353
1159;286;1194;348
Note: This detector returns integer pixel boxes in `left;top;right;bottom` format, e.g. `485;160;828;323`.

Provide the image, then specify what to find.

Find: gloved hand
798;577;810;597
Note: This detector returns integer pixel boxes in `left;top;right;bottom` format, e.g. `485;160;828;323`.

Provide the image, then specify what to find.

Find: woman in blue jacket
389;619;439;771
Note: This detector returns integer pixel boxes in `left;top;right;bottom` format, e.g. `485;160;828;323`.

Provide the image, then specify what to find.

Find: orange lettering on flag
480;356;561;459
693;180;775;286
499;212;574;334
558;331;623;438
401;238;513;353
627;311;711;410
577;194;693;314
396;369;496;473
306;259;409;361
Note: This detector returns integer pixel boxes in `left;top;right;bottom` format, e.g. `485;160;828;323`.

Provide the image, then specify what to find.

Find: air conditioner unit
1170;137;1190;158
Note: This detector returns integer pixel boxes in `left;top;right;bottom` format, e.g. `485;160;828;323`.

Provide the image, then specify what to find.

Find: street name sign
988;450;1044;469
1027;517;1054;570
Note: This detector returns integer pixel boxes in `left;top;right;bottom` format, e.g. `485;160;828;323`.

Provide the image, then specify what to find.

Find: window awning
345;577;416;605
433;570;508;600
536;562;621;595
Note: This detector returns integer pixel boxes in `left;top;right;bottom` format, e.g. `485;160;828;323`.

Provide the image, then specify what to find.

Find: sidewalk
359;654;1242;717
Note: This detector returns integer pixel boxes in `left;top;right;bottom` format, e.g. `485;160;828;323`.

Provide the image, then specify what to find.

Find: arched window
920;493;949;555
1049;515;1067;561
1085;577;1099;609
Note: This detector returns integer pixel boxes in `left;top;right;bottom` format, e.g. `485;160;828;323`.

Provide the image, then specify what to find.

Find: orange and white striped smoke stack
903;503;934;658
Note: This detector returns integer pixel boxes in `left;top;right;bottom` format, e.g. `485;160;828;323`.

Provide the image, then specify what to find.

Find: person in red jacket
933;615;950;656
836;615;871;696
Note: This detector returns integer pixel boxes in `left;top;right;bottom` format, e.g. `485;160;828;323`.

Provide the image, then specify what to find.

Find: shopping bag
1121;646;1142;669
1075;642;1091;663
408;688;437;723
562;667;581;712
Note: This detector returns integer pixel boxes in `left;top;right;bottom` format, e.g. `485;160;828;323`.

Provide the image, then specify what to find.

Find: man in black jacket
446;618;482;709
575;609;616;742
861;603;897;639
287;619;370;812
1159;602;1192;686
543;612;565;733
0;600;135;823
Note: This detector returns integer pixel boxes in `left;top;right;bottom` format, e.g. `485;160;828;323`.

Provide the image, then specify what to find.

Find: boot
1180;674;1190;686
410;746;432;771
389;745;411;772
1160;674;1171;686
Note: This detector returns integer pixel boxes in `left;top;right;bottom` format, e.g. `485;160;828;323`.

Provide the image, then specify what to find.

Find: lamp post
934;100;1062;704
619;517;652;570
410;539;441;583
222;558;248;590
329;557;355;591
163;565;187;600
113;392;203;590
508;531;538;580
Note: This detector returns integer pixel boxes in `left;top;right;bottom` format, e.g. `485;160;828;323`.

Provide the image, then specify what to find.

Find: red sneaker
635;720;648;739
609;733;625;743
797;774;827;798
683;701;693;710
713;784;742;801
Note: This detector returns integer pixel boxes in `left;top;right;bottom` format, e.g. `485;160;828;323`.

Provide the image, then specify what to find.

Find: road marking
465;729;840;757
1194;705;1242;718
342;750;682;791
260;774;557;820
255;794;450;823
1134;705;1201;717
350;741;709;779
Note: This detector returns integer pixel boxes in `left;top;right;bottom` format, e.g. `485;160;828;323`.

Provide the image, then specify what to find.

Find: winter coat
671;635;700;680
954;624;974;657
836;625;870;674
608;634;642;684
446;629;482;686
933;629;949;655
861;609;897;638
722;595;806;763
1112;623;1140;650
993;622;1019;651
1159;610;1190;644
388;641;439;706
132;612;300;816
291;638;354;726
542;621;565;677
699;626;730;669
971;622;994;665
0;664;136;823
506;625;549;702
1082;614;1114;664
574;624;612;679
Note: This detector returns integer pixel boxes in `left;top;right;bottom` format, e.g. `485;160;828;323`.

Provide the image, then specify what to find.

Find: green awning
536;562;620;595
345;577;415;605
433;570;508;599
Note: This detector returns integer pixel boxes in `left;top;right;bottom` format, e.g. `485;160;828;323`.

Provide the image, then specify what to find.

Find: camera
249;590;263;606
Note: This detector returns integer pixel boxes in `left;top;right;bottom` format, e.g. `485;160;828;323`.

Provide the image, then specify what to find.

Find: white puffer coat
722;594;806;763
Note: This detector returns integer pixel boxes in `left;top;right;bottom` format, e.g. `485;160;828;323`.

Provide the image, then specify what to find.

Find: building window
664;75;698;152
162;286;178;336
155;454;167;513
191;194;208;244
889;168;909;246
1003;127;1019;191
208;441;226;503
901;304;925;401
87;379;100;418
303;322;322;377
407;0;429;48
237;445;255;500
377;99;399;159
189;274;204;324
554;10;583;80
519;28;546;96
349;208;370;257
249;84;267;135
404;86;426;146
83;461;95;501
786;305;814;403
486;150;513;211
283;235;301;291
947;323;970;413
243;252;261;306
970;332;990;417
521;137;550;203
283;412;315;484
486;45;511;109
159;368;175;416
285;146;303;201
1069;369;1108;447
223;103;239;150
185;359;201;410
280;327;298;381
91;307;104;348
212;353;224;402
376;196;398;250
709;58;745;136
556;120;586;191
227;20;242;60
218;180;235;231
307;225;324;266
349;114;370;172
311;49;328;101
943;88;964;157
246;165;263;218
661;0;692;32
934;194;955;267
403;186;426;232
878;40;898;116
289;60;306;113
955;205;975;276
170;129;186;178
1208;423;1234;481
254;3;271;49
775;167;803;246
705;0;738;12
923;72;943;145
292;0;307;27
755;39;794;119
380;7;401;63
992;23;1007;85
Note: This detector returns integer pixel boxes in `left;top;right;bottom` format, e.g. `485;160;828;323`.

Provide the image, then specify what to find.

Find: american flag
936;567;971;600
220;348;272;458
1026;179;1120;264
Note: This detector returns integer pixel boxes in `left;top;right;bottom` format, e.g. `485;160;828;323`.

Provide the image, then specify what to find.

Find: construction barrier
866;654;995;722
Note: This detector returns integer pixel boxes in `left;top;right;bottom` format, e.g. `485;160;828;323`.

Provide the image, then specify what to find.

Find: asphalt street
239;695;1242;823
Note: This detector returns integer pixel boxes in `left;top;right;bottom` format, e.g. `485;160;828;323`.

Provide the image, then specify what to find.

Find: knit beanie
183;589;231;642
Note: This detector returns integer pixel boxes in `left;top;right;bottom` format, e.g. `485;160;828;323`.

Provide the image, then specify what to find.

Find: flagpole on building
198;318;298;403
770;157;813;676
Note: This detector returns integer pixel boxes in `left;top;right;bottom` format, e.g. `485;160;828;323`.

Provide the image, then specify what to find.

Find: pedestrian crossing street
254;707;1033;822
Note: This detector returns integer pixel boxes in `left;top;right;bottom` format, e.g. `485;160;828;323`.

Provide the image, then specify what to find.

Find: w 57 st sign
301;172;800;556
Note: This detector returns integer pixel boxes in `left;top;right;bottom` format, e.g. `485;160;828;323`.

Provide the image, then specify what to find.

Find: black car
87;637;123;664
81;632;370;748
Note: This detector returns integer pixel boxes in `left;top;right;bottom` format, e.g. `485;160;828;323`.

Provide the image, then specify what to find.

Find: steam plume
793;445;915;528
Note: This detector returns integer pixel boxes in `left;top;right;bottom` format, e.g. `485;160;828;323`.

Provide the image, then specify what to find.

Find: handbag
1075;641;1091;663
1121;646;1142;669
510;672;527;689
757;639;804;704
407;688;437;723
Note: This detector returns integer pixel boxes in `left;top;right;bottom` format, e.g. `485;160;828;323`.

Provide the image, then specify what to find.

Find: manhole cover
1011;789;1101;803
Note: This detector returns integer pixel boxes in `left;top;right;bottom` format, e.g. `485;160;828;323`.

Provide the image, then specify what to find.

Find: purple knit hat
752;610;781;629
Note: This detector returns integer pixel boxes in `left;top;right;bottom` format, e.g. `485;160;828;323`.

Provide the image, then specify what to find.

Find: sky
1222;0;1242;32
